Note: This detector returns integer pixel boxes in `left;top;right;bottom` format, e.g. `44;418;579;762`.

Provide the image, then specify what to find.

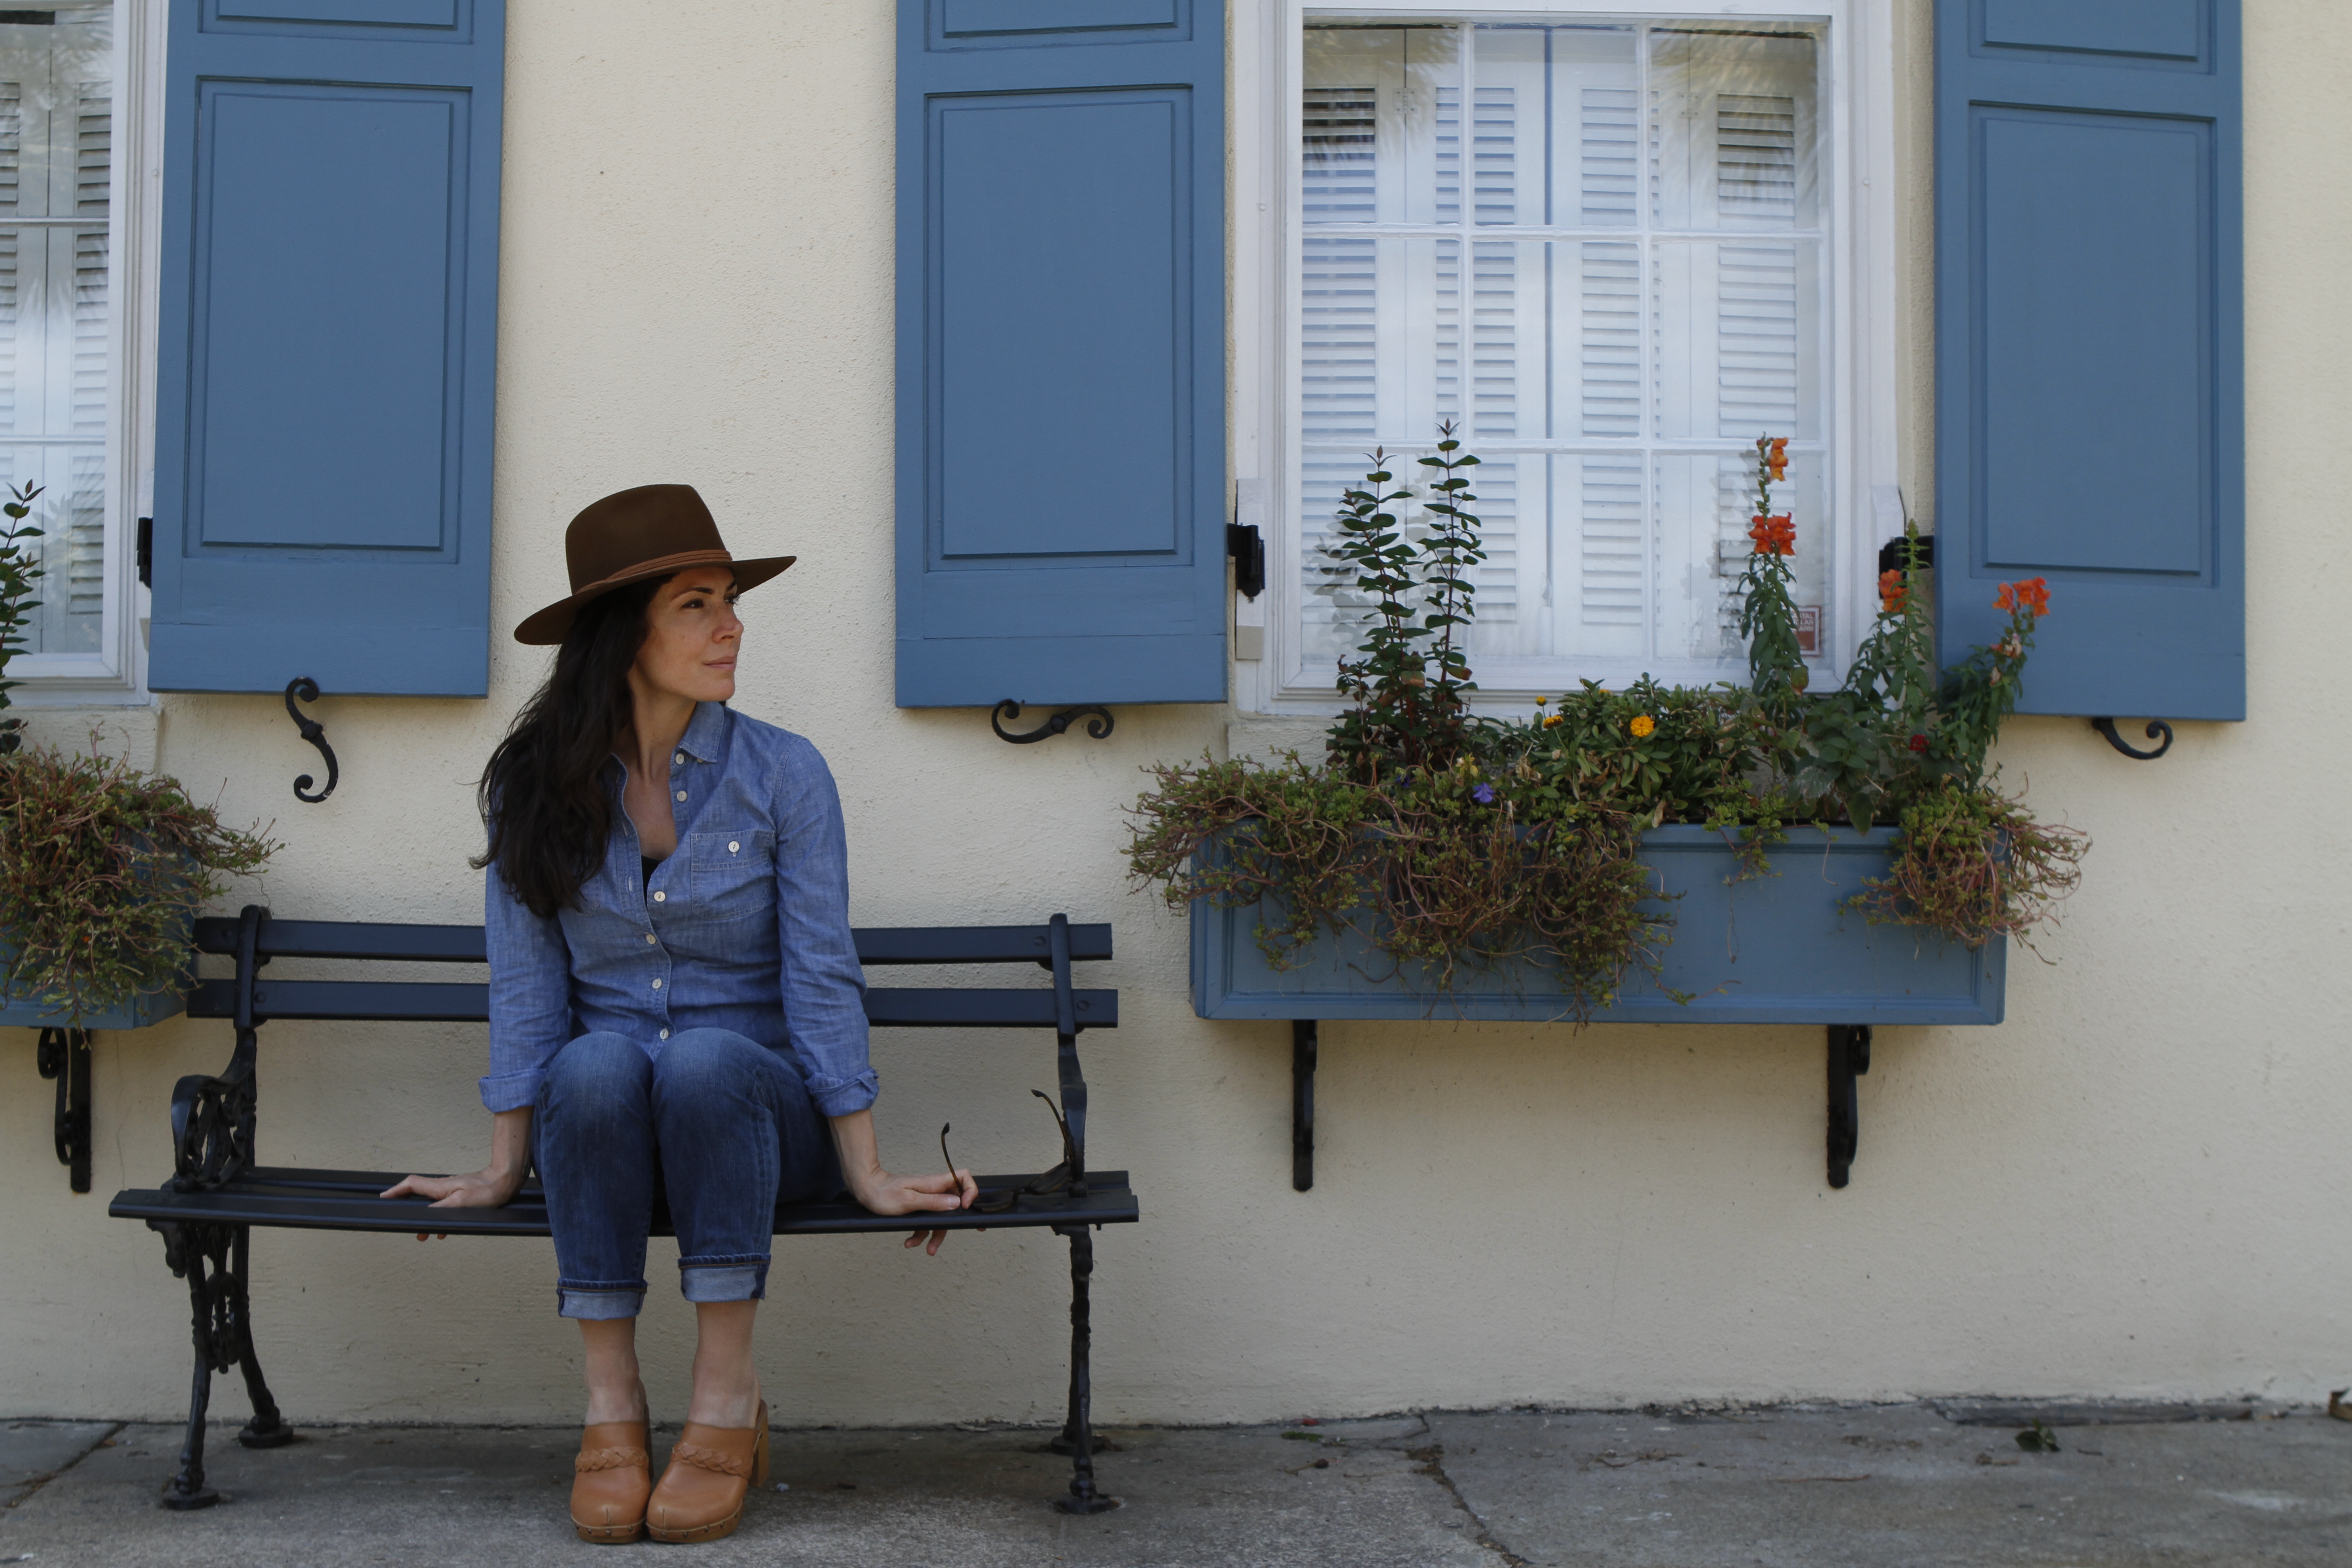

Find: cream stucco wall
5;0;2348;1429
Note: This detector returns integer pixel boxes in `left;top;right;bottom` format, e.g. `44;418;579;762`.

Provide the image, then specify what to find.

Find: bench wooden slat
190;919;490;963
185;980;1120;1030
110;1172;1138;1238
852;924;1114;965
191;918;1114;967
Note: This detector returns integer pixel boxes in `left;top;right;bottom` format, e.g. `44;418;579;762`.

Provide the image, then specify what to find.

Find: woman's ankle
682;1374;761;1430
583;1379;649;1427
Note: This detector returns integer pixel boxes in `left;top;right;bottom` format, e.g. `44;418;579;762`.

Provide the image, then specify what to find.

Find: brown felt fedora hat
514;484;795;645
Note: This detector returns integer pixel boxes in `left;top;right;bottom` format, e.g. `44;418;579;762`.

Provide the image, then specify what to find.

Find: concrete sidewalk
4;1404;2347;1567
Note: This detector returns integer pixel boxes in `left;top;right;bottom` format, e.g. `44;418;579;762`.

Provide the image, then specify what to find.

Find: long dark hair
475;578;664;916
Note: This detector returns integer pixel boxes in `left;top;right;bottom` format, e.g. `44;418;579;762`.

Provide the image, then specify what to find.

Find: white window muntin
1232;0;1901;714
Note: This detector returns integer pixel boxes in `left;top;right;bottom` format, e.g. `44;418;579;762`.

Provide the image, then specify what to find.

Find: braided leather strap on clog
666;1441;752;1478
575;1446;649;1473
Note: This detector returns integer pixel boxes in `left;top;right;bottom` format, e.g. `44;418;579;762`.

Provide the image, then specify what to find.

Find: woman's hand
849;1166;980;1256
382;1107;531;1241
828;1109;980;1256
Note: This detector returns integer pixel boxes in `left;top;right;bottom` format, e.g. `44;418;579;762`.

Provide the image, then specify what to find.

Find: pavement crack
4;1421;125;1511
1406;1440;1533;1568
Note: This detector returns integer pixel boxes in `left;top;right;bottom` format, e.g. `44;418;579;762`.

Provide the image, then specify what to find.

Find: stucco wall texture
5;0;2346;1429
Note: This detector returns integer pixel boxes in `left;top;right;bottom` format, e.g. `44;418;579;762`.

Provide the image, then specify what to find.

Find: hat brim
513;554;796;646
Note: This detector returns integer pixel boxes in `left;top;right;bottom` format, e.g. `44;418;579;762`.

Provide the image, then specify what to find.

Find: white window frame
1231;0;1902;715
8;0;160;706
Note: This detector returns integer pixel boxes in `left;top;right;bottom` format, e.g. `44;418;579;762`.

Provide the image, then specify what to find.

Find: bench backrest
182;906;1116;1188
187;913;1117;1033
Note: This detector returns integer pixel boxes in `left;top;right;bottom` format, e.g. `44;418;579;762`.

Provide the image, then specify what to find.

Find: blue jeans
535;1028;839;1320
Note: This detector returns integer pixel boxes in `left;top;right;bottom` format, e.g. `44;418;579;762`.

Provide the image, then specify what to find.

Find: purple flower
1471;783;1495;804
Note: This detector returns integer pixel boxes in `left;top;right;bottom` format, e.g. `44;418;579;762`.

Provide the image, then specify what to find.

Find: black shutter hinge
1227;522;1265;600
1876;534;1933;574
136;517;152;588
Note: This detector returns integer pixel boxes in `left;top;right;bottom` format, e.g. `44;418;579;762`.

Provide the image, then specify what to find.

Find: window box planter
5;928;192;1198
1191;824;2003;1026
0;952;190;1030
0;983;187;1032
1189;825;2005;1191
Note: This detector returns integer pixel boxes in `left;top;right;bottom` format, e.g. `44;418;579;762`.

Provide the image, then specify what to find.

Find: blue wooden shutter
895;0;1227;708
1935;0;2243;720
148;0;504;697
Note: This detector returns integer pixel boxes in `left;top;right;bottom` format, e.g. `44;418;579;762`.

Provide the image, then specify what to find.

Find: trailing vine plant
1128;428;2087;1011
0;481;46;757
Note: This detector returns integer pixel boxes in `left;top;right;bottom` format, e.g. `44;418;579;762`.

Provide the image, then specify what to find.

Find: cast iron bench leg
151;1220;292;1509
1047;1223;1116;1514
231;1226;294;1451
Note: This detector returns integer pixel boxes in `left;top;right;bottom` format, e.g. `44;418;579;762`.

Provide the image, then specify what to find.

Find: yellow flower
1543;713;1563;728
1628;715;1656;738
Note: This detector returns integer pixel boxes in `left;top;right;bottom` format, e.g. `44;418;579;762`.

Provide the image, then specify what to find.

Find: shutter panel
1935;0;2242;720
148;0;503;697
895;0;1225;707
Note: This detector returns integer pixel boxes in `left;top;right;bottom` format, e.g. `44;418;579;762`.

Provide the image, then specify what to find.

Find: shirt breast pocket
688;830;775;924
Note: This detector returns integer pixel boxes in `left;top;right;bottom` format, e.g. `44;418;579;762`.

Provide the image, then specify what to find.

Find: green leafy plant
1323;425;1485;778
0;738;278;1022
0;481;46;757
1129;428;2087;1009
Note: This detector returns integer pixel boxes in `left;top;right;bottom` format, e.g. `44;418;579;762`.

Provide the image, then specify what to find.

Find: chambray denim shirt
479;702;875;1118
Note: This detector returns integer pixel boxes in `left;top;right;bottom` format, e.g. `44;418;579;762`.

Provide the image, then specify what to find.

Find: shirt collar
677;701;728;764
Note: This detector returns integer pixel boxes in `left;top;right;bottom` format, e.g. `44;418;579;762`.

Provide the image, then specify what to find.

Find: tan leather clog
570;1419;652;1544
646;1400;770;1544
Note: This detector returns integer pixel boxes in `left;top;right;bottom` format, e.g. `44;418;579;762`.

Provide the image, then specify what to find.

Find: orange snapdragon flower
1878;568;1906;615
1767;437;1788;481
1748;514;1796;556
1994;576;2051;619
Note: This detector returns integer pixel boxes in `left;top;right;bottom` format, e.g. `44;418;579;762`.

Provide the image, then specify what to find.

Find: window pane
1650;28;1819;232
1651;238;1821;441
0;7;110;659
1302;25;1459;227
1465;24;1638;230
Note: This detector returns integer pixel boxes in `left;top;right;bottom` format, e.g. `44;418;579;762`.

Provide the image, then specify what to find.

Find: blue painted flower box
1190;824;2005;1025
0;944;190;1030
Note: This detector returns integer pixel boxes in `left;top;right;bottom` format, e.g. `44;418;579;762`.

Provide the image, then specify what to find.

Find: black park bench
107;906;1132;1515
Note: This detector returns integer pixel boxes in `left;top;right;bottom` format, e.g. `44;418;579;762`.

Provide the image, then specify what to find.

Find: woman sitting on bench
384;484;976;1545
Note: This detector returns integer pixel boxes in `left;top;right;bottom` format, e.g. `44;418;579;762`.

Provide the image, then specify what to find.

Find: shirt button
659;1028;670;1040
653;891;666;903
644;933;657;945
651;978;662;990
674;753;685;766
675;790;687;802
728;841;740;853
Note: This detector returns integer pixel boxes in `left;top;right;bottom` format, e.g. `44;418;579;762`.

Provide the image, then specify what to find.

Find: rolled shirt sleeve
481;864;575;1113
769;739;876;1116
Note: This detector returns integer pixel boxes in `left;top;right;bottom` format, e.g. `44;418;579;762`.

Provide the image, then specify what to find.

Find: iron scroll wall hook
2092;716;2174;761
282;677;338;802
991;700;1114;745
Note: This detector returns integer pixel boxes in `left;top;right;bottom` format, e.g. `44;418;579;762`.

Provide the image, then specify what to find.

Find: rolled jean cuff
679;1259;768;1303
557;1284;647;1321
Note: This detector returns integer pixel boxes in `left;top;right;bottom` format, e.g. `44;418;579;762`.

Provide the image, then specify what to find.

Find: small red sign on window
1797;606;1820;655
